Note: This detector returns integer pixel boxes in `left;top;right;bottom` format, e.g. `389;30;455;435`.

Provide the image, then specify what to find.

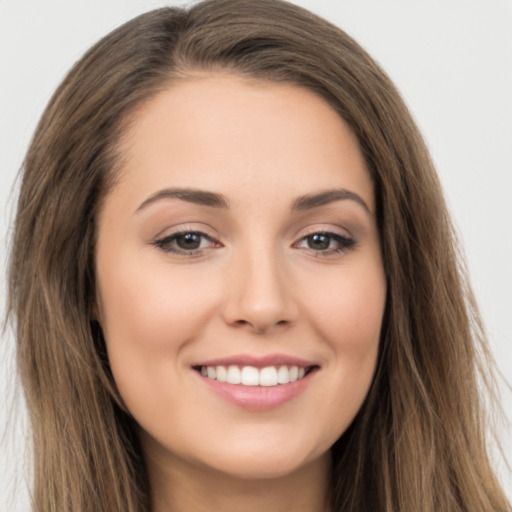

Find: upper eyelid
293;231;355;250
296;231;353;242
152;231;219;256
154;223;218;240
156;230;219;246
159;229;214;239
292;223;355;243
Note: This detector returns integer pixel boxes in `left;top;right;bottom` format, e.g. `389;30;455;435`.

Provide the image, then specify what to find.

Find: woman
7;0;511;510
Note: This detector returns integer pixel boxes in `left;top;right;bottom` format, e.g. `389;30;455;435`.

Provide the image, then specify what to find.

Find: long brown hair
8;1;510;510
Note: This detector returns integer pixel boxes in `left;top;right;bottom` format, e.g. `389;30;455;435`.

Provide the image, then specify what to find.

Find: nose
221;246;299;334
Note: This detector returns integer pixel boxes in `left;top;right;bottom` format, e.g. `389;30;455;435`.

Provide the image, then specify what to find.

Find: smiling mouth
193;364;317;387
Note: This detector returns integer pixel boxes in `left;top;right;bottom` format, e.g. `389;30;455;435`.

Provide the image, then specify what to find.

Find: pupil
309;234;330;250
177;233;201;250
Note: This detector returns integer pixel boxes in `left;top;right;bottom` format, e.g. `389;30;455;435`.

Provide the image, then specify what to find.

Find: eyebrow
136;188;230;211
290;189;371;214
135;187;371;214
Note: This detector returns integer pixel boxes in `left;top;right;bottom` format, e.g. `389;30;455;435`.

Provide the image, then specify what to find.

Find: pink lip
197;374;315;410
192;353;319;411
193;353;316;369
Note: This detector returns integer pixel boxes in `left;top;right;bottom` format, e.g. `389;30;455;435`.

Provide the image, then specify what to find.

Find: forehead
109;72;374;214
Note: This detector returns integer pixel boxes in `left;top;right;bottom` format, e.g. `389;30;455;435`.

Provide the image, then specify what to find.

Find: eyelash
293;231;356;257
152;229;356;258
152;230;220;256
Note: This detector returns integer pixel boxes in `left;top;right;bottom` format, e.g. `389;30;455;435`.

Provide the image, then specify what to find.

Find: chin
202;452;324;481
184;432;331;482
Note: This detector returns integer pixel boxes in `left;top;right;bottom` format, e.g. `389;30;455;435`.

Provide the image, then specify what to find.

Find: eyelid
294;224;354;243
292;226;357;257
152;225;222;256
152;221;218;240
298;223;351;236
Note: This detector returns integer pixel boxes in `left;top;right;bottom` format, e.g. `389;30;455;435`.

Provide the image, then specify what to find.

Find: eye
153;230;219;255
294;231;355;256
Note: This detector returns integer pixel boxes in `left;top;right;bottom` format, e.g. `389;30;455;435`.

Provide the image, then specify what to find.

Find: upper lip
192;353;318;369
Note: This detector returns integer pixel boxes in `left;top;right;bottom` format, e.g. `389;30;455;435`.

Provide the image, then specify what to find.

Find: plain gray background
1;0;511;509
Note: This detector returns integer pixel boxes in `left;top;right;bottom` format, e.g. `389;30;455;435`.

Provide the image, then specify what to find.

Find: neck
146;446;332;512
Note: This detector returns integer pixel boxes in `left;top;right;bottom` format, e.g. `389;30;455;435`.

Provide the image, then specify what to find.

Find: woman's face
95;73;386;480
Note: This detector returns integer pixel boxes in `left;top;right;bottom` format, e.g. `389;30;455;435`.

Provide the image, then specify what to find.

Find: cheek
95;253;223;399
99;255;218;345
305;257;386;354
301;256;385;428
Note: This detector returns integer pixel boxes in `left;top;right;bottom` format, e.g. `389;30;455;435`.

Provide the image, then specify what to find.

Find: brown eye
306;233;331;251
295;231;356;256
153;231;218;255
175;233;203;250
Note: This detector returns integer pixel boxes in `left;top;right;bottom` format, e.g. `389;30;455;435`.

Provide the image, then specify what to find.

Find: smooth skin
95;73;387;512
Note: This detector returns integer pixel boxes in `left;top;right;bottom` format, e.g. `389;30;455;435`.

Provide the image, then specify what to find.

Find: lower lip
196;371;315;411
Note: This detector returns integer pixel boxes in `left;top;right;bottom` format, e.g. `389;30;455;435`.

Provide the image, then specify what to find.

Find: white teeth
227;365;241;384
200;364;310;386
259;366;278;386
241;366;259;386
216;365;227;382
277;365;290;384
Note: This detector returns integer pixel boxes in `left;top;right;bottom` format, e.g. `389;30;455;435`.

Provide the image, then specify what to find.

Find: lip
193;353;317;369
192;353;319;411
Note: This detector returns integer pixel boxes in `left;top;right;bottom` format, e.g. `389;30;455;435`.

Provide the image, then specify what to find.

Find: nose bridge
222;238;297;333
